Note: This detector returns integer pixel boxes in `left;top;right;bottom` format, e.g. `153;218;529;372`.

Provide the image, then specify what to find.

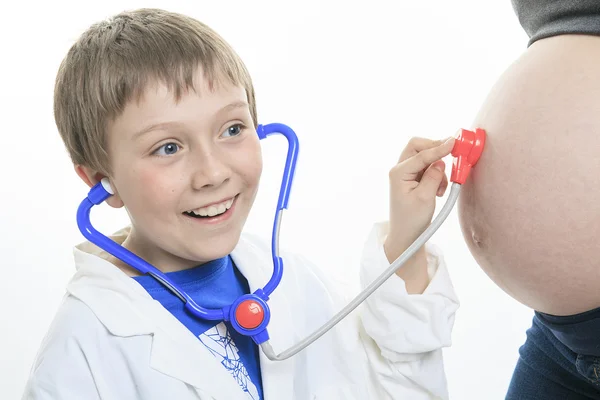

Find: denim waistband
536;306;600;357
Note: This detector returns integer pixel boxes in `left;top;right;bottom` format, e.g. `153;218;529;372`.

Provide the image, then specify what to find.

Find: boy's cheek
246;145;264;180
110;168;165;210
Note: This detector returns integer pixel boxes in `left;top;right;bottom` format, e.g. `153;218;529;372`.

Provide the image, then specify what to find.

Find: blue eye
154;142;180;156
222;124;243;138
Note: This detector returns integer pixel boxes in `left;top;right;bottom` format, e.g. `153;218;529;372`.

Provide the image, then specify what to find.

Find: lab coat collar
68;227;296;399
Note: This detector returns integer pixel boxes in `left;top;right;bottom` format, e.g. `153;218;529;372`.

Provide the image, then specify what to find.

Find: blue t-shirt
133;256;263;400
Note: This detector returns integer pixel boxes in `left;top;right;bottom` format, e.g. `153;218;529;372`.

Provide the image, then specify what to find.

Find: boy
23;8;459;399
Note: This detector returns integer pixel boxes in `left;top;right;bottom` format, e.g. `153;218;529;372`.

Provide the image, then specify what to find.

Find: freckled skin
458;35;600;316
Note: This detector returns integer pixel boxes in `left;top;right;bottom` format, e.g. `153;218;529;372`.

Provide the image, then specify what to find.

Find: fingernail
444;136;454;144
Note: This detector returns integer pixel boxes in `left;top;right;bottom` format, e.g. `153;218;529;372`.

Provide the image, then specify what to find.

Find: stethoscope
77;123;485;361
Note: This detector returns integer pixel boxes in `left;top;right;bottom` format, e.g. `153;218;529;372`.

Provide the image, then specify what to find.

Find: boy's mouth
183;196;236;219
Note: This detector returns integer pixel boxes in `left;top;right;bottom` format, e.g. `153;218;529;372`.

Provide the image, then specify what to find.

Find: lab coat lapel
71;250;249;399
73;234;299;399
146;301;249;400
231;236;297;399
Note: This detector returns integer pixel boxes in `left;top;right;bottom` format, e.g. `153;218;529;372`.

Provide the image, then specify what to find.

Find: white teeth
207;205;219;217
188;198;234;217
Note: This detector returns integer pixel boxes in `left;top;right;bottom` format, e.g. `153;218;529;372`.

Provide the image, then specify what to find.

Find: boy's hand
384;136;455;293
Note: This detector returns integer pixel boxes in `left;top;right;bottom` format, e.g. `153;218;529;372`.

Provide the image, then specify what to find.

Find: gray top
512;0;600;46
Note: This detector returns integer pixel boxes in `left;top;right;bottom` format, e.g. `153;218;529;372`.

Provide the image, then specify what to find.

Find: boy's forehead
109;75;248;136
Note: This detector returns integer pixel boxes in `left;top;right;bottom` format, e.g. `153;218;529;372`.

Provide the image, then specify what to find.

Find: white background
0;1;533;398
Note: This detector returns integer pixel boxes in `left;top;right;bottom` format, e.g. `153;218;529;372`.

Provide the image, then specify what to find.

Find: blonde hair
54;8;257;175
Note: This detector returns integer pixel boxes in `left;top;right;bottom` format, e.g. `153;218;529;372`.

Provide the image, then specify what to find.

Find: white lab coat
22;222;459;399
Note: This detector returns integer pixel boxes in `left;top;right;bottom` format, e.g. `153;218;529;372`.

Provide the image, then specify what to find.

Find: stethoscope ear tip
100;177;114;195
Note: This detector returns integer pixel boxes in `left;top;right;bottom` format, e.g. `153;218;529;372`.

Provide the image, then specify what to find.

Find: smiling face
99;68;262;273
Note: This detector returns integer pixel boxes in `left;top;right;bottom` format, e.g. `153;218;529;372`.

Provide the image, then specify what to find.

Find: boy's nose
190;152;231;189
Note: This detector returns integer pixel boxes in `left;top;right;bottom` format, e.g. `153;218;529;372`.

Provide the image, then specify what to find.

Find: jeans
506;307;600;399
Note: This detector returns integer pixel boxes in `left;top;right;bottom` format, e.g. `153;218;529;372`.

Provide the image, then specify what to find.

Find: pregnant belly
458;34;600;316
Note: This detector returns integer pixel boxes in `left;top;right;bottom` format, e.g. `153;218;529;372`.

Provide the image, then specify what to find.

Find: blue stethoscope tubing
77;123;461;361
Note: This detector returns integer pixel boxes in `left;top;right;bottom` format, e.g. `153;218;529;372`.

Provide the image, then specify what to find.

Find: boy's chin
190;231;242;262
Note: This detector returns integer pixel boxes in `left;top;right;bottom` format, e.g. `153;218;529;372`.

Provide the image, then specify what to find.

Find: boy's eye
222;124;243;138
154;142;180;156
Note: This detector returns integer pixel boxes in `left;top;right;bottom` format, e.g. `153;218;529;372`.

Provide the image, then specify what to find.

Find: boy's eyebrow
132;101;249;139
219;100;249;114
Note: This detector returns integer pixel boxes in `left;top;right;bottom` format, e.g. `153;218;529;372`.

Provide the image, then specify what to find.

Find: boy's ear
74;165;124;209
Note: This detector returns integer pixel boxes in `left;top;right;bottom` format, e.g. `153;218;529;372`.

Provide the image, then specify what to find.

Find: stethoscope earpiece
100;177;114;195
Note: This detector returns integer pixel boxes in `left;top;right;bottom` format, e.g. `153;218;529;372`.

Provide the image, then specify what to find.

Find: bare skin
459;34;600;316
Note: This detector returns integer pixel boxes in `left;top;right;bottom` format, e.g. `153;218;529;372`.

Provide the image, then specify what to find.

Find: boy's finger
416;162;446;200
398;137;455;175
437;176;449;196
398;136;452;163
434;161;448;196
